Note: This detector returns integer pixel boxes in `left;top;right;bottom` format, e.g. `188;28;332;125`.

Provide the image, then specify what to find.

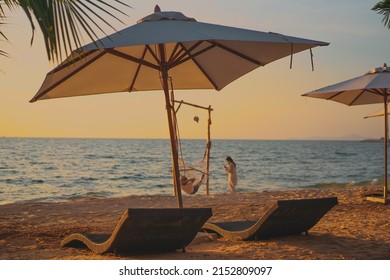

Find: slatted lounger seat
61;208;212;254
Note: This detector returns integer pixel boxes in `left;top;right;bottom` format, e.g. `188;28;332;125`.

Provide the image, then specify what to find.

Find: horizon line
0;136;378;141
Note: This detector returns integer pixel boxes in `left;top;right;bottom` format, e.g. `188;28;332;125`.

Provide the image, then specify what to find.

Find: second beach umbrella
303;64;390;204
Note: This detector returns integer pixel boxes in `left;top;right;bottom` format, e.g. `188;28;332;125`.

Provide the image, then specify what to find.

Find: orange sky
1;0;390;140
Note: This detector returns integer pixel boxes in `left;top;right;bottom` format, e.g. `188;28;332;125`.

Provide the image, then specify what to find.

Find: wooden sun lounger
61;208;212;254
202;197;338;241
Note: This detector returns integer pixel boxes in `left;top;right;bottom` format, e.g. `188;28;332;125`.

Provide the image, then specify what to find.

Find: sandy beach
0;186;389;260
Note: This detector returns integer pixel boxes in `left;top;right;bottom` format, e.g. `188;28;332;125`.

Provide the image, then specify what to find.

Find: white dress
224;162;237;193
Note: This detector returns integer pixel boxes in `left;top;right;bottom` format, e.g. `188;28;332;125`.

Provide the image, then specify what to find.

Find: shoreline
1;186;390;260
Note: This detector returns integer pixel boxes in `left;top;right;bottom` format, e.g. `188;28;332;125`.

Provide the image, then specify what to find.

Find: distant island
361;137;387;142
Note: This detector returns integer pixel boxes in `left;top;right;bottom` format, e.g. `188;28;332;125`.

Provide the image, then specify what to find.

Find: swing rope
168;77;185;176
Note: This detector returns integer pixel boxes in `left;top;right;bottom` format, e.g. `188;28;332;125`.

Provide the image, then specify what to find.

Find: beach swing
170;84;213;195
175;105;211;194
178;147;208;195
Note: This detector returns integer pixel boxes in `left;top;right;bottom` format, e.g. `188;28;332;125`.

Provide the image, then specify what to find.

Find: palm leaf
0;7;10;58
0;0;131;62
372;0;390;29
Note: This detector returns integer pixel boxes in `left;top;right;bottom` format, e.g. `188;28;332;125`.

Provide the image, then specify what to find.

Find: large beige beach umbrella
303;64;390;204
30;6;329;208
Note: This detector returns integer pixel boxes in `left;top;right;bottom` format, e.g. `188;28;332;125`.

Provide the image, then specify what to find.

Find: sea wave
0;138;386;204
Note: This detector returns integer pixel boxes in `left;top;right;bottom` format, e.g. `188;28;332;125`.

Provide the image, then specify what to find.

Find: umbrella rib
332;89;383;106
369;88;386;95
30;51;107;102
348;89;367;105
349;88;386;105
209;41;264;66
170;42;216;68
324;91;345;101
175;42;220;90
128;46;148;92
48;50;98;74
167;43;182;65
169;41;205;67
105;48;160;70
145;45;162;66
171;40;263;68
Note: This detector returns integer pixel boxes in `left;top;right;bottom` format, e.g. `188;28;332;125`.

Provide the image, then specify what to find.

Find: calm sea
0;138;385;205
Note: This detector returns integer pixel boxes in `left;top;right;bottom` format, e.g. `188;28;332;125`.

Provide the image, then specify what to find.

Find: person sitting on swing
180;174;205;194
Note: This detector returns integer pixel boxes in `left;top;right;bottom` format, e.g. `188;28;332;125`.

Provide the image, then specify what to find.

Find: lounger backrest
253;197;338;239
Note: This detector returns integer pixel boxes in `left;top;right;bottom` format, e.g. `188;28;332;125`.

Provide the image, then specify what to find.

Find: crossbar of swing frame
174;99;213;113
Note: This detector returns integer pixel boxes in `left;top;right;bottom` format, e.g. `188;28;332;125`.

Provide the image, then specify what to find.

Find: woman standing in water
223;156;237;194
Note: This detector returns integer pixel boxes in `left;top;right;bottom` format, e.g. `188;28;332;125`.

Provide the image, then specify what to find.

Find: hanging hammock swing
172;99;213;195
178;144;208;194
166;77;213;195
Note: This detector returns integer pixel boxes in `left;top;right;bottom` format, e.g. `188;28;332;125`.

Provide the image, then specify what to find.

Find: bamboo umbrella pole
159;45;183;208
384;93;388;199
205;106;212;195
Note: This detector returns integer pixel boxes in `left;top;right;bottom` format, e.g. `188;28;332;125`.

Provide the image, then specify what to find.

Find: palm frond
372;0;390;29
0;8;11;58
1;0;20;15
1;0;131;62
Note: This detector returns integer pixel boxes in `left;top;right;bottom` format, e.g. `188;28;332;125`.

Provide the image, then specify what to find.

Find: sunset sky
1;0;390;140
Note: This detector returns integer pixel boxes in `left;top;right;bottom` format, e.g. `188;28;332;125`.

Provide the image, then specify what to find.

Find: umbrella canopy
30;6;329;208
303;64;390;203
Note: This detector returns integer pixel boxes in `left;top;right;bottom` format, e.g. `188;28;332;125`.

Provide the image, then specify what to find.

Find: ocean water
0;138;385;205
